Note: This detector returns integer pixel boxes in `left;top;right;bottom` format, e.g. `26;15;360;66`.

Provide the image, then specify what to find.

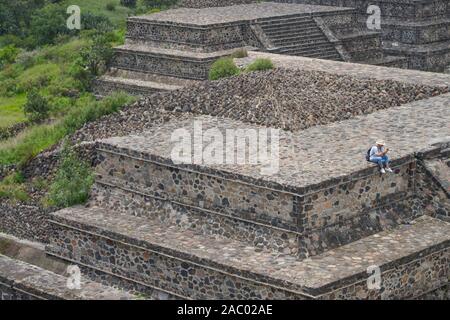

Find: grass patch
0;92;135;166
245;58;274;72
45;144;94;208
0;172;29;203
0;122;66;166
208;57;241;80
0;94;27;128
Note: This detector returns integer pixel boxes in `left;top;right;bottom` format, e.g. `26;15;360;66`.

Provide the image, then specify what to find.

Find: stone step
93;115;419;257
262;23;318;34
272;44;338;56
0;254;136;300
47;209;450;300
294;52;342;60
271;41;333;51
93;69;199;98
89;181;302;256
275;48;339;58
260;20;317;29
110;45;234;80
263;26;319;36
271;33;327;45
93;76;182;98
256;13;311;24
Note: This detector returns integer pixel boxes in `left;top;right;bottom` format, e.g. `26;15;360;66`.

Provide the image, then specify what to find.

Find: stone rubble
72;68;447;143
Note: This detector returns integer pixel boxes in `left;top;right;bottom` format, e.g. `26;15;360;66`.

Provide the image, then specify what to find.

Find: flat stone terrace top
0;254;136;300
52;209;450;296
132;3;353;26
241;51;450;88
99;92;450;193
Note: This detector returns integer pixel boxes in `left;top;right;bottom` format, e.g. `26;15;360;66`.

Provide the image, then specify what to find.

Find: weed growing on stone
245;58;274;72
46;144;94;208
208;57;241;80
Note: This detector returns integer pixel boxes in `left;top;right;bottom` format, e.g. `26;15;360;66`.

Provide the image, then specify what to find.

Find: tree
71;34;114;90
28;3;70;47
0;0;46;36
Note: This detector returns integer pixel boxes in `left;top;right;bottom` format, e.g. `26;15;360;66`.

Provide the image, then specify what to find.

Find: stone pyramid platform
0;254;136;300
95;2;402;97
274;0;450;71
46;90;450;299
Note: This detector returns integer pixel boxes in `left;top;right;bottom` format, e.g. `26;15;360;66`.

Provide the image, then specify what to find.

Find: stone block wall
111;49;217;80
126;20;252;52
276;0;450;21
0;202;49;243
383;20;450;45
93;144;422;258
47;210;450;300
320;245;449;299
414;158;450;220
47;222;307;300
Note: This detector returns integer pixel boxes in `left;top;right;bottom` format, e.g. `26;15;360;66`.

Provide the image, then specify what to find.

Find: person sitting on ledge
368;140;393;174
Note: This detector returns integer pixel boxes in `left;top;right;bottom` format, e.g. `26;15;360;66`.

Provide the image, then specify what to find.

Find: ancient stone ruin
1;1;449;300
94;2;407;97
275;0;450;71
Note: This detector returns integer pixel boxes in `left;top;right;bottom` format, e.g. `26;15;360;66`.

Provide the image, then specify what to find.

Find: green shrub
46;145;94;208
245;58;274;72
208;57;240;81
70;34;113;90
230;48;248;59
23;90;50;122
82;12;114;33
0;45;20;69
106;2;116;11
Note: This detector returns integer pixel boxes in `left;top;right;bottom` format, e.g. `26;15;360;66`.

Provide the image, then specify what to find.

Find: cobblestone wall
93;146;421;258
48;216;449;300
276;0;450;20
0;202;49;243
126;20;252;52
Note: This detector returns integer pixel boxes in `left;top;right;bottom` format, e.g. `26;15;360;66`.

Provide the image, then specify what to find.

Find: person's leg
383;155;393;172
370;156;385;172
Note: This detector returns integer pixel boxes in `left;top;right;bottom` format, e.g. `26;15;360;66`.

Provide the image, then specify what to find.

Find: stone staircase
256;15;343;60
273;0;450;71
45;115;450;299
